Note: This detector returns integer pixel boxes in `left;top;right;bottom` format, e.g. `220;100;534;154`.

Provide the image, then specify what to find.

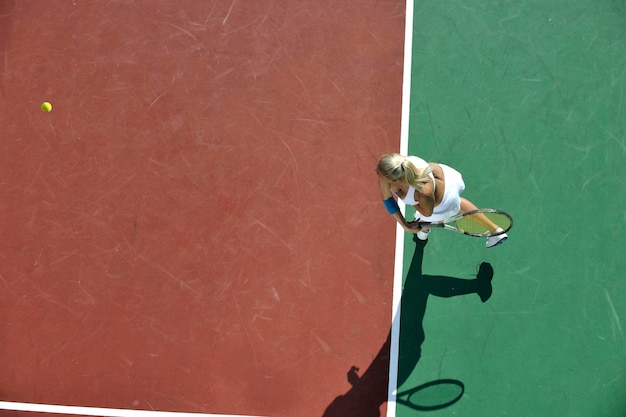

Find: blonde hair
376;153;433;192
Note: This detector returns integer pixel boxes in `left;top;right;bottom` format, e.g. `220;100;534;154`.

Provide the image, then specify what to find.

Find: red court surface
0;1;405;416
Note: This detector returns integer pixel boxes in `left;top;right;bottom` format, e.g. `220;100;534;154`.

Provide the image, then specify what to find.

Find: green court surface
396;1;626;416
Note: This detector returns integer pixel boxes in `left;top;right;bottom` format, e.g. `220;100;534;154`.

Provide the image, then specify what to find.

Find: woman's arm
391;211;420;232
413;180;435;217
377;174;419;233
377;174;394;199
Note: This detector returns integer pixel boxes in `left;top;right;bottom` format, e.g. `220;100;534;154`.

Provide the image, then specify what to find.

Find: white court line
0;402;265;417
385;0;414;416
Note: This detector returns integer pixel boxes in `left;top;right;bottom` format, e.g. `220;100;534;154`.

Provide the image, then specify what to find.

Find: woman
376;153;507;248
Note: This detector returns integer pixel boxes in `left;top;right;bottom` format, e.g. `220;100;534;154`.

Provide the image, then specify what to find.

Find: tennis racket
417;209;512;237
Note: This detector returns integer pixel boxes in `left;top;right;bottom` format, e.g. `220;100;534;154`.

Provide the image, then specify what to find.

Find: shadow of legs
322;237;494;416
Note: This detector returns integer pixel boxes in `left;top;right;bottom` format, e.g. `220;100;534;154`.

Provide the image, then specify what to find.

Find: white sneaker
417;230;430;241
486;232;507;248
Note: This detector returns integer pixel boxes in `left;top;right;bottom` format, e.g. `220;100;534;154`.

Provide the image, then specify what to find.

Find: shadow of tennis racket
396;379;465;411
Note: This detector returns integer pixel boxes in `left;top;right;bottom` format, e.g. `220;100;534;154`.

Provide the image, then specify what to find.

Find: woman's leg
459;197;500;233
459;197;479;213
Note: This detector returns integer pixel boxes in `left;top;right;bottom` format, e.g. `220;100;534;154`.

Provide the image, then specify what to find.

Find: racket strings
455;212;511;236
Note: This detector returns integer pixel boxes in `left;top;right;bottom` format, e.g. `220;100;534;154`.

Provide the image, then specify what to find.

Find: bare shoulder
419;177;435;197
428;162;444;179
428;162;445;206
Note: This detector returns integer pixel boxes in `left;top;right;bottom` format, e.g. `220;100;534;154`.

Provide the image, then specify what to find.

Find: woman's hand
404;219;423;234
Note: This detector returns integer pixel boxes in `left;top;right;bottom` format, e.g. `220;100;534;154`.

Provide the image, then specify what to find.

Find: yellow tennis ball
41;102;52;112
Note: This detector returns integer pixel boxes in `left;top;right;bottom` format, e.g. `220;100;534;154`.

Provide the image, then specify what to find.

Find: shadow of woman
322;236;494;417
